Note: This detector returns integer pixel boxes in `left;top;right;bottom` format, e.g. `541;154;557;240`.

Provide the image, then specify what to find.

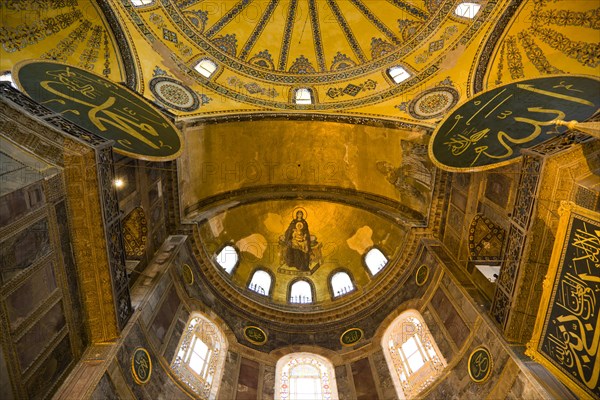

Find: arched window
294;88;313;105
215;245;238;274
289;280;313;304
194;58;218;78
364;248;388;275
171;314;227;400
248;269;272;296
330;271;354;298
382;310;446;399
387;66;411;83
131;0;153;6
275;352;338;400
455;2;481;19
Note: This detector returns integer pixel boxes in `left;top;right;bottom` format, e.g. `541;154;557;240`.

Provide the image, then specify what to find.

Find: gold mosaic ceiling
99;0;512;123
1;0;598;311
2;0;598;125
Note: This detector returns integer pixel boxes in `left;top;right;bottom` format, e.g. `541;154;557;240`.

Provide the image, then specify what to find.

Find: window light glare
290;280;312;304
455;2;481;19
331;272;354;297
194;59;217;78
294;88;313;105
248;270;272;296
216;245;238;274
113;178;125;189
0;72;17;89
365;248;388;275
131;0;153;6
388;66;410;84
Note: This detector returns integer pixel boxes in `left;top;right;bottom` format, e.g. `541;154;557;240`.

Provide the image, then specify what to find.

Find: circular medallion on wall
415;264;429;286
182;263;194;285
244;326;268;345
408;87;459;120
150;76;200;112
340;328;364;347
131;347;152;385
468;346;493;383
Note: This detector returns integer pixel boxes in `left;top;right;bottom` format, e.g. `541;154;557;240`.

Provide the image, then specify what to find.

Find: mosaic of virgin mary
283;209;311;271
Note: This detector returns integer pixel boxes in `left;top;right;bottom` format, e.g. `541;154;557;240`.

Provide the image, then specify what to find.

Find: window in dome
248;269;272;296
131;0;153;6
330;271;354;298
387;66;411;84
382;310;446;399
194;58;218;78
215;245;238;274
294;88;313;105
455;2;481;19
364;248;388;275
289;280;313;304
275;352;338;400
171;315;227;399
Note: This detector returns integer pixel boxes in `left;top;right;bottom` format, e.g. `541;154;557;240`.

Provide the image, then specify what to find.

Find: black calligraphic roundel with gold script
340;328;364;347
244;326;267;345
131;347;152;385
12;60;183;161
468;347;493;383
429;75;600;172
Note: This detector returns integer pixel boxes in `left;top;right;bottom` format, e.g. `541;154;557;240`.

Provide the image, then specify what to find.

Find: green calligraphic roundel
340;328;364;347
468;347;493;383
244;326;267;345
13;60;183;161
131;347;152;385
429;75;600;172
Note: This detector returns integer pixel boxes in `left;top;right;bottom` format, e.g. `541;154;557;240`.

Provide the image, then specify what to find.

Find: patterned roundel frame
408;86;460;120
150;76;200;112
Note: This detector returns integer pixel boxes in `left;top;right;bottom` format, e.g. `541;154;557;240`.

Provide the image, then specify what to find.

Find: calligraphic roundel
429;75;600;171
13;60;183;161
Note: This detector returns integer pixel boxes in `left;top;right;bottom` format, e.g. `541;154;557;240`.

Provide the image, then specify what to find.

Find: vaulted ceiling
1;0;598;310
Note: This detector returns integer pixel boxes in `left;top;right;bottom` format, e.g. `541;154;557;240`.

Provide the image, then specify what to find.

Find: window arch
248;269;272;296
131;0;154;6
194;58;218;78
330;271;354;298
170;314;227;400
387;66;411;83
289;280;313;304
382;310;446;399
454;2;481;19
215;245;238;274
364;247;388;275
293;88;314;105
275;352;339;400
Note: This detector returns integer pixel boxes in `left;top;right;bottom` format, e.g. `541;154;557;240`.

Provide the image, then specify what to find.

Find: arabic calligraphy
468;347;492;383
13;60;183;161
340;328;363;346
131;348;152;385
429;76;600;171
543;216;600;397
244;326;267;345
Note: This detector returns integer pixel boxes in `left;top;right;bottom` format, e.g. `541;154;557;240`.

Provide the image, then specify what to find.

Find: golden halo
292;207;308;219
